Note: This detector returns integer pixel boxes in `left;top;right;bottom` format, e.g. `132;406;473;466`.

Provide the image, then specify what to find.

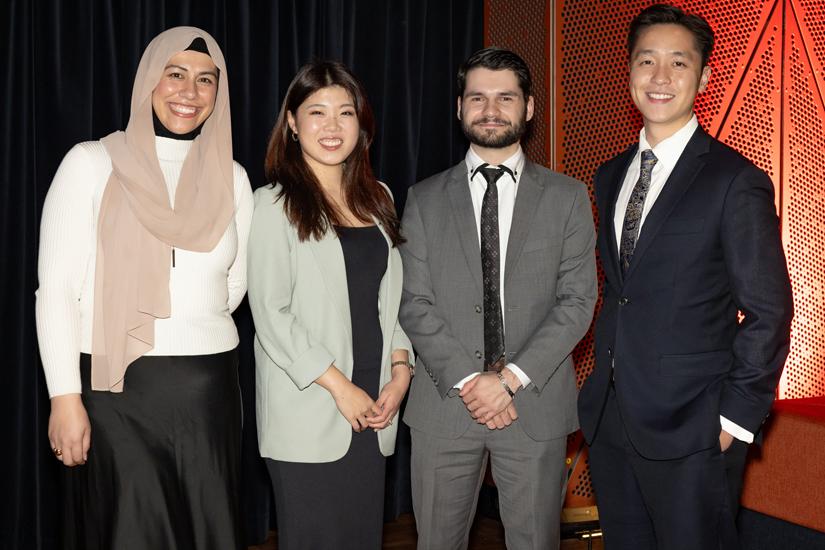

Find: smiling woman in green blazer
247;61;413;550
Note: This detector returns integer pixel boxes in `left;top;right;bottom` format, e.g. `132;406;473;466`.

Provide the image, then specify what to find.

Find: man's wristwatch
496;371;516;398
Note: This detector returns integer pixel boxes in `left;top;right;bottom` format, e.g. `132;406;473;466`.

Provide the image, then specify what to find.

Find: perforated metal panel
779;1;825;398
486;0;825;520
486;0;551;165
714;3;779;183
557;0;825;399
693;0;772;137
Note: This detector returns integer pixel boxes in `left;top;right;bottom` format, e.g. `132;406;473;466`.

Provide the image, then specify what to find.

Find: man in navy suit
577;4;794;549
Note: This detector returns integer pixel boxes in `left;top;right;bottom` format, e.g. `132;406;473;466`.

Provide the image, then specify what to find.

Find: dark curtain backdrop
1;1;482;548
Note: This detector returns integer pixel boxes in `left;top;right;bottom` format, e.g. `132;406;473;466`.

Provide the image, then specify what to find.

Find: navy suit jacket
578;127;793;460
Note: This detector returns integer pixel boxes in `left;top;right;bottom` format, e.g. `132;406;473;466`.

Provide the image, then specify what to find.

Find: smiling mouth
319;137;343;150
169;103;199;117
647;92;675;101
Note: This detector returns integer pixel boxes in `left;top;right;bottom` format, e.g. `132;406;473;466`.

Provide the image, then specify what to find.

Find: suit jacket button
619;297;629;306
475;350;482;359
475;305;482;314
608;347;613;357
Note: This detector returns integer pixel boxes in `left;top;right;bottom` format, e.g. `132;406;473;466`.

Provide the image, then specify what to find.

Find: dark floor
248;514;605;549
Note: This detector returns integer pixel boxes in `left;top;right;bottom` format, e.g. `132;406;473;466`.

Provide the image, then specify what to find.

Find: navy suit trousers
589;387;748;550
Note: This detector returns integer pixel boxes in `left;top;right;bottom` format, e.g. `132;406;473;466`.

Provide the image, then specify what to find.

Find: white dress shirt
613;115;753;444
454;145;531;390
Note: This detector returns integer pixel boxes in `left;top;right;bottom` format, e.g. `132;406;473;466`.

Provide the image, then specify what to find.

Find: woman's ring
53;448;63;457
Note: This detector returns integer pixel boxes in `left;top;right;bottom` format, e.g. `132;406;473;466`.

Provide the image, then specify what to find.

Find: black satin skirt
64;351;242;550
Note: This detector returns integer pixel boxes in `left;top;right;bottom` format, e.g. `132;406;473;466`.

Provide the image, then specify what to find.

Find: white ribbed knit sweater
35;137;254;397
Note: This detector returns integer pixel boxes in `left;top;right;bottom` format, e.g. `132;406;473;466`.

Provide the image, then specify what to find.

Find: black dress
265;225;389;550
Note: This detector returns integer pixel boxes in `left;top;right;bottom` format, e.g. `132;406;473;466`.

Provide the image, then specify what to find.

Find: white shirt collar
464;145;525;183
638;114;699;169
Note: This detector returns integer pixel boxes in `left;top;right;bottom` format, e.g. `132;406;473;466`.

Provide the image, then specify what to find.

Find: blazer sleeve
719;164;793;433
391;319;414;360
247;187;336;390
399;186;477;397
510;183;598;392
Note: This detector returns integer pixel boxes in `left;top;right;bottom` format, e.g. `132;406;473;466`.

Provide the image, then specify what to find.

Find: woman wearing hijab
247;60;413;549
35;27;252;549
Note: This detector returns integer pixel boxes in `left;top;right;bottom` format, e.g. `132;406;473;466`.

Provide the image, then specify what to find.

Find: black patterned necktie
619;150;658;275
478;165;506;372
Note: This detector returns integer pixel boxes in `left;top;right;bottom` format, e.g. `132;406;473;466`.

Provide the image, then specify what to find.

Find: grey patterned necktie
478;165;506;371
619;149;658;275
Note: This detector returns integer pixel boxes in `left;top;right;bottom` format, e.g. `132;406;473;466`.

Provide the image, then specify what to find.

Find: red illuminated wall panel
486;0;552;166
555;0;825;401
487;0;825;520
779;1;825;398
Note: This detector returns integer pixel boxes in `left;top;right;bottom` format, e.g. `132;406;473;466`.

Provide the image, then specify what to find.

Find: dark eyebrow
163;64;219;79
304;103;355;109
634;49;690;58
464;90;519;97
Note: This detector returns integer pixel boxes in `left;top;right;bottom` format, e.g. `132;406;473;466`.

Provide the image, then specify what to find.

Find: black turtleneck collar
152;108;203;140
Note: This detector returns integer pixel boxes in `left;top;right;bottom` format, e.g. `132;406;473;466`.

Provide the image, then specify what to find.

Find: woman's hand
316;365;381;432
368;359;412;431
48;394;91;467
332;382;383;432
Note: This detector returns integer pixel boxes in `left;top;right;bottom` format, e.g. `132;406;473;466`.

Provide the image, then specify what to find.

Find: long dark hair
264;60;403;245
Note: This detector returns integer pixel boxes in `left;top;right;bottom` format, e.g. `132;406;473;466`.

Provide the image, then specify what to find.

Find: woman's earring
291;131;299;142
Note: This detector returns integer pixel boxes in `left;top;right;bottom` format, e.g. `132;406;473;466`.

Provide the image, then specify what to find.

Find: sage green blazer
248;183;413;462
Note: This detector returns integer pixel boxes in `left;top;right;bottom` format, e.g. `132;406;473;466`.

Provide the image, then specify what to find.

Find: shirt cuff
720;415;754;444
504;363;531;389
453;372;480;390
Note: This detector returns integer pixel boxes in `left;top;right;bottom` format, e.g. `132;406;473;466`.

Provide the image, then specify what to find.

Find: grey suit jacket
400;160;597;441
248;184;413;462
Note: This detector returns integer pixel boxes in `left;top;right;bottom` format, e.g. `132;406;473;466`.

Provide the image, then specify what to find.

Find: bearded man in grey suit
399;47;597;550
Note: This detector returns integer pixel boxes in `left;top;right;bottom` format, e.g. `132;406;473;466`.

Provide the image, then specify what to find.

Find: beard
461;108;528;149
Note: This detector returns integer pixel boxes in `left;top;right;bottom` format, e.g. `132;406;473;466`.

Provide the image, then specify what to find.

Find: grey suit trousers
410;422;567;550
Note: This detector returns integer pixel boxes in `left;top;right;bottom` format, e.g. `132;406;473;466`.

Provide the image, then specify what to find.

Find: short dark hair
627;4;714;67
457;47;532;98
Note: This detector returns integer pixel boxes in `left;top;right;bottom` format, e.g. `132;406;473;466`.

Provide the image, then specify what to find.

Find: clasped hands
319;359;411;433
459;367;521;430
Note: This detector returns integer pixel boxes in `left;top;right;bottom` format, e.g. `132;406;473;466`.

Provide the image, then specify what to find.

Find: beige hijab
92;27;234;392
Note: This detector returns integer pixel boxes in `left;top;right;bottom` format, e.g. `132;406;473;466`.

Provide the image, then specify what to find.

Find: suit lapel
307;229;352;340
623;128;711;282
446;163;484;294
602;147;636;286
504;162;542;287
